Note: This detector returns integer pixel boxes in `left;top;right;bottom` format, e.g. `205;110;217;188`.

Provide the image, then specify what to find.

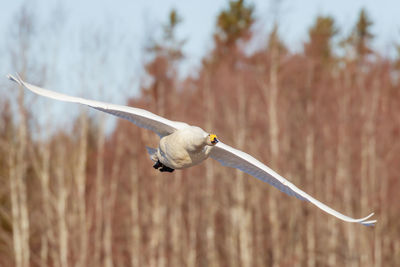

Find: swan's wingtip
360;212;376;226
7;73;22;85
7;73;16;81
360;212;375;221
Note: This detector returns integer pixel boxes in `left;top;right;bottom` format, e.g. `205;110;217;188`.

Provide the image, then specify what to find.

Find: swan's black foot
153;160;175;172
159;165;175;172
153;160;163;169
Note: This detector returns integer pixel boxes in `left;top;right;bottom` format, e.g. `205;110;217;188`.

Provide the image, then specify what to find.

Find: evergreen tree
343;8;374;60
305;16;338;65
354;9;374;58
214;0;254;48
202;0;255;77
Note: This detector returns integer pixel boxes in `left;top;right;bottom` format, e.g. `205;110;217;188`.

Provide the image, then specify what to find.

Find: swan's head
206;134;219;146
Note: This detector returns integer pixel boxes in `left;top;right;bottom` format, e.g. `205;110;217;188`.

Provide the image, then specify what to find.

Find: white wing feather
210;142;376;226
7;74;188;137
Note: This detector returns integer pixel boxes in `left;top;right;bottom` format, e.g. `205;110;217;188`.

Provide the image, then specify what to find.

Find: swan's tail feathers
146;147;158;162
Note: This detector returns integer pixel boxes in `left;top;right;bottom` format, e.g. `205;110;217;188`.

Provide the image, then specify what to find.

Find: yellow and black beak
210;134;219;144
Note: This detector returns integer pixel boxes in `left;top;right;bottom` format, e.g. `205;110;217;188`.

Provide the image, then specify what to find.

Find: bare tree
7;5;38;266
75;112;89;267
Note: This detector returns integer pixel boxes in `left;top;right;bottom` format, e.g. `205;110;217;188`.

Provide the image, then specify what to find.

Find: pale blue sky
1;0;399;134
2;0;399;67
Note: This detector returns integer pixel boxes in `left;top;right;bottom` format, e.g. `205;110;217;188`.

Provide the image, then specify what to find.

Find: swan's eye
209;134;218;144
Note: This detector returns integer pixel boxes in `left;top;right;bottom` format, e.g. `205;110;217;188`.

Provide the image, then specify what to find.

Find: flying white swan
7;74;376;226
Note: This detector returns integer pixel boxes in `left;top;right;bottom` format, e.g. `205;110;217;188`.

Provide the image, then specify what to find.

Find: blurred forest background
1;0;400;266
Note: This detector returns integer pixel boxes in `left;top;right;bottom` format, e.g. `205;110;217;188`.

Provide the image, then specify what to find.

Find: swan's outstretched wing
210;142;376;226
7;74;188;137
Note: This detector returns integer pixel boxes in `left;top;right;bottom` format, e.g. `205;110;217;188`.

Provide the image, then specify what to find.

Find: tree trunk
104;132;124;267
338;73;355;266
203;71;217;267
76;113;88;267
305;109;316;267
94;114;106;266
130;159;141;267
55;144;69;267
235;81;253;267
267;42;281;267
305;62;316;267
9;141;22;267
10;84;31;267
34;141;53;267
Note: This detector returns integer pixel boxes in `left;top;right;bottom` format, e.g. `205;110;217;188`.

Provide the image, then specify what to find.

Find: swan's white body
156;126;213;169
7;74;377;226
